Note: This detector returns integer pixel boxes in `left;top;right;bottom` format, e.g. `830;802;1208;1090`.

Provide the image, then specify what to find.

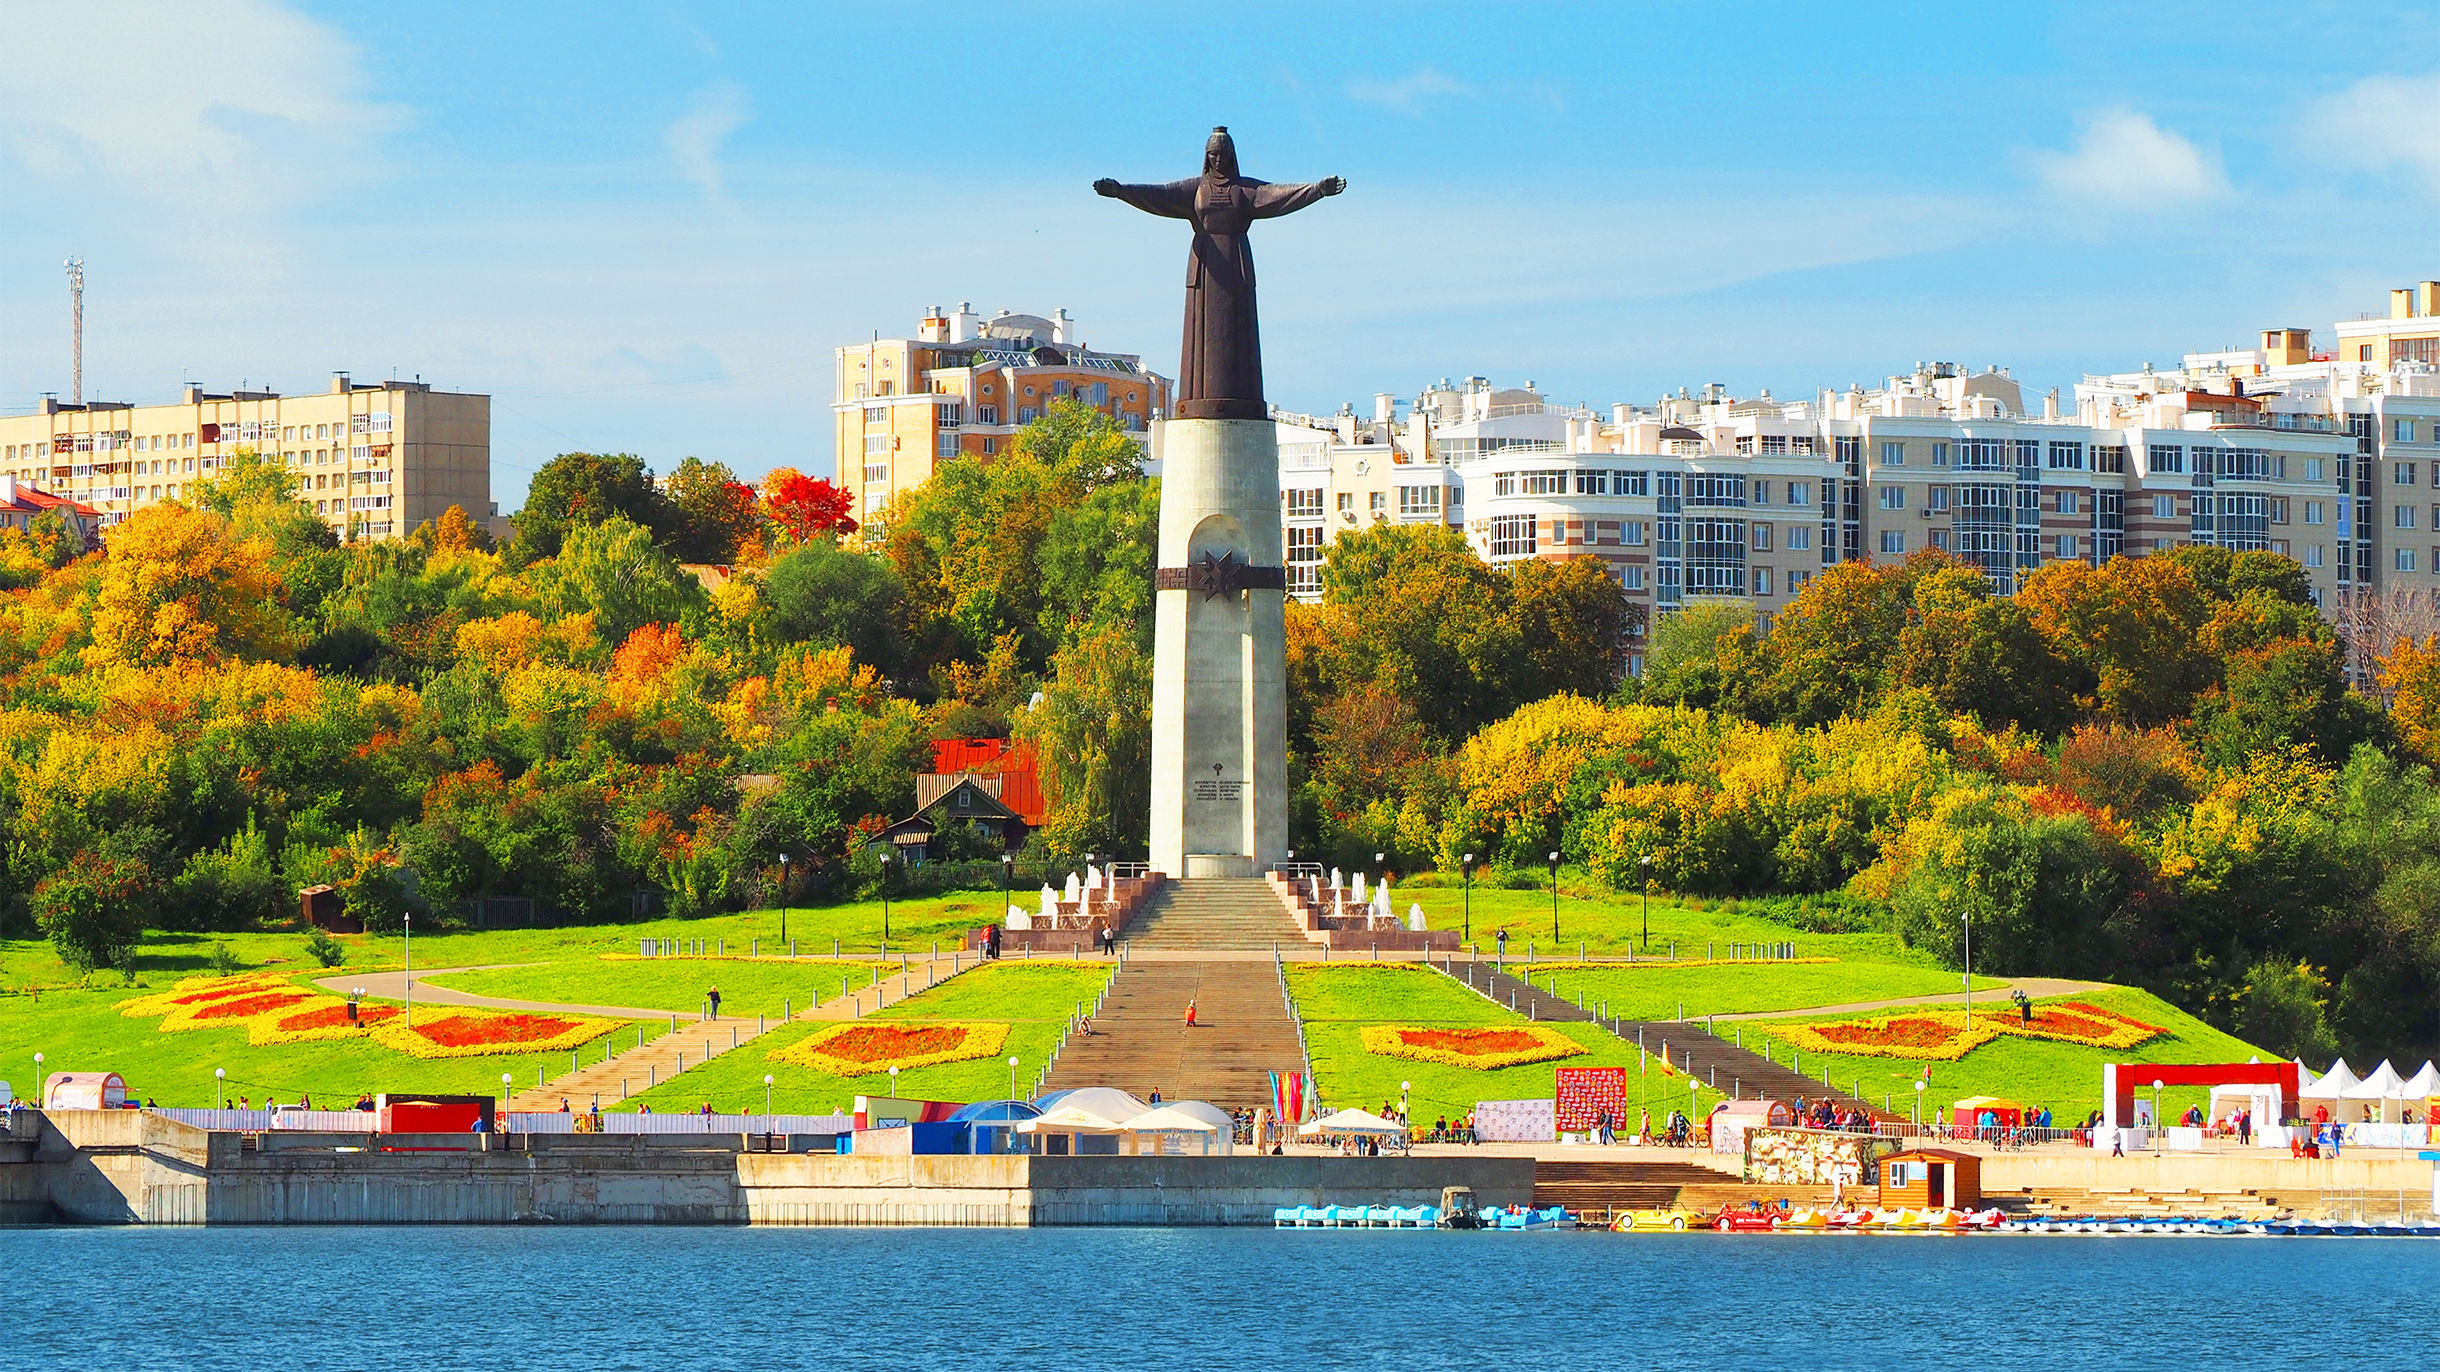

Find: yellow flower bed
370;1009;623;1059
121;973;324;1034
245;997;403;1046
120;971;293;1018
1359;1023;1588;1070
768;1021;1010;1076
1774;1001;2165;1062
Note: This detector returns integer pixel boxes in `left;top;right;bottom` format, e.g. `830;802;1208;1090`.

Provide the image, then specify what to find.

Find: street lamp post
1639;855;1651;950
1009;1054;1021;1104
1461;853;1475;948
1000;852;1014;931
1959;910;1973;1029
403;909;412;1027
878;848;893;944
2152;1078;2165;1137
887;1065;900;1100
1399;1080;1410;1123
31;1053;41;1108
501;1073;513;1129
764;1074;775;1116
778;853;790;951
1547;851;1561;941
215;1067;226;1110
1914;1079;1926;1130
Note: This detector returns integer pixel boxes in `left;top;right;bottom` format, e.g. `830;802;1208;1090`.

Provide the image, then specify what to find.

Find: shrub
305;927;347;968
33;856;149;975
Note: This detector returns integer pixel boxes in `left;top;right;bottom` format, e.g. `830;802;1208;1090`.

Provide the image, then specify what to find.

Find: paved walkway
1705;977;2111;1022
315;966;673;1020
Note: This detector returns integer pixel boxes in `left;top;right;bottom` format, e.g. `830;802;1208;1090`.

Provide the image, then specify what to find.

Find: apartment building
834;305;1170;529
1266;394;1461;597
0;375;491;540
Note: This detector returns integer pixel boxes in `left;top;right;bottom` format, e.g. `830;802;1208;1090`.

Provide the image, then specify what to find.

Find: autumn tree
510;452;673;563
760;467;857;544
662;457;764;563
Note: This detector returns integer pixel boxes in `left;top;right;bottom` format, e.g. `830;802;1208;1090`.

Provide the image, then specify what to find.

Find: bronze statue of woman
1095;127;1344;420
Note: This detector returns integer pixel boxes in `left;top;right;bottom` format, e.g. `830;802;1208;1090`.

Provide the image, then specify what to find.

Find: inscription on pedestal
1192;779;1246;803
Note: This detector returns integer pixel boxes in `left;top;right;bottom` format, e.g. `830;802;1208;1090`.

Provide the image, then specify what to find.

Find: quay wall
5;1111;1533;1226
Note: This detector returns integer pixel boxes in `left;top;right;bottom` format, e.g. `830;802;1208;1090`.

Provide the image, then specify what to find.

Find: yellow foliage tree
84;505;289;670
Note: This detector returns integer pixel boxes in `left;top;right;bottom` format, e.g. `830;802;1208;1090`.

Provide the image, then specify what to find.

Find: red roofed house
0;476;102;550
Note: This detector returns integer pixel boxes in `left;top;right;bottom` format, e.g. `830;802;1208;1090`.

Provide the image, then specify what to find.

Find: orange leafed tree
761;467;858;542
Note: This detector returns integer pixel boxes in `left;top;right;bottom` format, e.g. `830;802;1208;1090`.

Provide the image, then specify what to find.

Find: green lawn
1735;988;2278;1123
1400;882;1939;964
1287;963;1725;1127
1512;962;2005;1022
0;969;676;1109
425;958;913;1018
613;961;1115;1116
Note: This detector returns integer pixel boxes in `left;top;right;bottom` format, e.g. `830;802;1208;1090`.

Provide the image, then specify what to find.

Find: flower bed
769;1021;1010;1076
1776;1001;2165;1061
1358;1024;1587;1070
121;972;295;1020
373;1010;620;1059
247;999;402;1046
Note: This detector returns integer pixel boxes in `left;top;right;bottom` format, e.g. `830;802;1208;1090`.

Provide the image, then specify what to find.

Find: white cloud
665;81;750;201
2305;70;2440;192
1347;67;1469;116
2030;109;2225;208
0;0;399;206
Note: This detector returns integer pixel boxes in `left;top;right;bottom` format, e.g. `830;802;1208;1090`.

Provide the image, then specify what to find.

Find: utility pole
64;258;84;404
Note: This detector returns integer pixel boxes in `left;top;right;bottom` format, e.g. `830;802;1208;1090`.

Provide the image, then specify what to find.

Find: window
2398;463;2418;485
1521;470;1567;495
1624;521;1648;546
2154;495;2176;518
2095;446;2128;474
1881;441;1905;467
981;438;995;455
351;445;370;461
1286;488;1323;517
2306;545;2324;568
936;433;959;458
2048;442;2086;470
1487;514;1538;558
1752;523;1773;551
2400;419;2418;443
976;405;1000;425
1050;380;1071;398
2302;457;2324;483
1574;470;1606;495
1752;481;1771;505
369;412;393;433
1621;565;1646;590
2399;505;2418;530
1877;486;1905;510
1789;526;1812;551
1878;529;1905;555
2400;548;2419;573
2361;345;2375;362
2057;490;2081;515
1286;526;1323;595
2306;501;2325;525
2149;444;2185;474
1754;567;1773;596
2269;497;2288;524
1616;470;1650;496
936;403;962;427
1398;485;1442;517
1932;441;1951;468
1336;493;1353;513
2056;534;2079;559
1788;482;1812;507
1018;407;1040;424
1930;529;1952;551
1929;485;1951;512
1760;435;1788;454
853;383;869;399
864;434;887;454
1368;491;1387;513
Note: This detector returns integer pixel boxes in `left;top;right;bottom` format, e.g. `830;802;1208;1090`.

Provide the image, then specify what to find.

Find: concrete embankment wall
5;1111;1534;1226
1983;1150;2438;1211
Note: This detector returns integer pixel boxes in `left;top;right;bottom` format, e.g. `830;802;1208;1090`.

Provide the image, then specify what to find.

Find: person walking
707;986;721;1022
1495;928;1508;960
1183;998;1198;1028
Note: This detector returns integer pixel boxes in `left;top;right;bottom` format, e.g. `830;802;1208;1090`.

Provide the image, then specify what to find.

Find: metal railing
1276;944;1318;1110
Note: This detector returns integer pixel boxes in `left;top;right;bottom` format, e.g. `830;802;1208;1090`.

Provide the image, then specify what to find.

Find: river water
14;1226;2438;1370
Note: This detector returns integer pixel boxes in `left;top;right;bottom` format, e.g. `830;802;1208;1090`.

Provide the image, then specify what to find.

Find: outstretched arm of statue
1249;176;1345;219
1093;177;1197;219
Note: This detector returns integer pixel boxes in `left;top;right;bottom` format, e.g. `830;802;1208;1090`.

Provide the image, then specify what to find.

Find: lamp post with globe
215;1067;226;1110
764;1074;775;1116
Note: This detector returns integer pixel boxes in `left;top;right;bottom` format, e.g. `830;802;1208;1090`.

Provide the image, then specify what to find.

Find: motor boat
1612;1209;1694;1232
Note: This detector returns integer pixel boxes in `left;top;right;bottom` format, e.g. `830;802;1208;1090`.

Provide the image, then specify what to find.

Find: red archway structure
2102;1062;2301;1130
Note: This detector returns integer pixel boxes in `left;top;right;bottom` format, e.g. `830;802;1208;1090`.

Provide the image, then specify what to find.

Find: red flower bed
1398;1028;1545;1055
192;991;314;1021
820;1025;970;1064
1808;1017;1958;1049
276;1003;399;1032
409;1014;585;1048
171;981;283;1006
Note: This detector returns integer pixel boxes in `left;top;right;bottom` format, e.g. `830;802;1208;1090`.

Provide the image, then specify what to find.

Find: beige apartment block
834;305;1170;531
0;374;490;540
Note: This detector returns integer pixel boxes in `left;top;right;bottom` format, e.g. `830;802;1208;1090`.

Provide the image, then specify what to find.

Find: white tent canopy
1128;1101;1231;1131
2300;1059;2358;1099
2402;1062;2440;1098
1299;1108;1407;1136
2340;1060;2406;1099
1015;1105;1133;1134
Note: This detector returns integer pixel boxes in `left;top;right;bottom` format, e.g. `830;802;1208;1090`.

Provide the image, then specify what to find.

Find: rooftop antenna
64;258;84;404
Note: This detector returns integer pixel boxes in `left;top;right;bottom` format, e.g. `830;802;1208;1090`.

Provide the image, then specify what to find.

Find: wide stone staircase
1450;959;1879;1116
1036;960;1305;1108
1125;878;1303;951
1531;1158;1835;1215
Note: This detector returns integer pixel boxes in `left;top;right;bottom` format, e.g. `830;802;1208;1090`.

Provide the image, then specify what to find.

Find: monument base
1182;853;1257;879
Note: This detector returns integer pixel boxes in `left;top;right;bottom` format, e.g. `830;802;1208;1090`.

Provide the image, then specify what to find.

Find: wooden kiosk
1876;1147;1981;1209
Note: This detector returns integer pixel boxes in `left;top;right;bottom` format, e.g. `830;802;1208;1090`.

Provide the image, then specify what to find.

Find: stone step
1126;878;1303;952
1039;959;1304;1108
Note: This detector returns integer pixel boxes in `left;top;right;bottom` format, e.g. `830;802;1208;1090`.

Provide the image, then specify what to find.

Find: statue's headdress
1203;126;1238;179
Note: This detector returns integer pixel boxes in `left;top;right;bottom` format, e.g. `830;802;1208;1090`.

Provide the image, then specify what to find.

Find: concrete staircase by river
1125;879;1302;951
1036;960;1304;1108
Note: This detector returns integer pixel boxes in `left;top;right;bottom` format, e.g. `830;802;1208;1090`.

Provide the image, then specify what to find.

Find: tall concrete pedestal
1148;417;1287;879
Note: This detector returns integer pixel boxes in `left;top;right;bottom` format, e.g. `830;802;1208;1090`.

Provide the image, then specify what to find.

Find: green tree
1035;478;1160;652
193;447;301;516
1015;622;1153;860
510;453;673;563
526;517;706;644
763;540;908;677
164;820;287;931
1893;563;2081;734
33;855;149;975
1634;598;1754;710
664;457;764;563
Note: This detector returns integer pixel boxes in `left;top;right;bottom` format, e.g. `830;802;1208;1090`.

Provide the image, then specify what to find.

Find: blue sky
5;1;2440;511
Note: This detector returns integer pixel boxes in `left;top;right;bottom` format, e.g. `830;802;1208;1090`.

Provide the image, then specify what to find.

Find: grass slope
613;961;1114;1116
1514;962;2005;1022
426;959;909;1018
1288;963;1724;1127
1736;988;2278;1122
1399;883;1939;964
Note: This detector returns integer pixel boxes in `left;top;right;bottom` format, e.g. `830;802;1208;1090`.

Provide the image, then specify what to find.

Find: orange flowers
769;1022;1009;1076
1775;1001;2164;1061
373;1011;620;1059
1359;1024;1587;1070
